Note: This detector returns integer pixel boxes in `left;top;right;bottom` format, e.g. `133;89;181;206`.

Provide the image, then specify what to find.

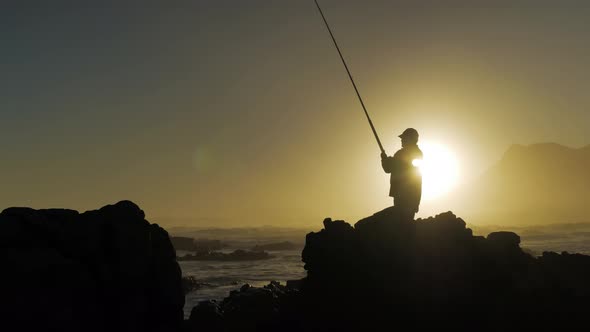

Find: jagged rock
0;201;184;332
184;281;302;332
286;279;303;290
487;231;520;247
185;207;590;331
188;300;223;330
220;283;280;332
302;218;358;279
182;276;211;294
299;207;590;331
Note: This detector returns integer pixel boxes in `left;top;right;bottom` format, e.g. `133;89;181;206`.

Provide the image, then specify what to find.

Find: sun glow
415;141;460;201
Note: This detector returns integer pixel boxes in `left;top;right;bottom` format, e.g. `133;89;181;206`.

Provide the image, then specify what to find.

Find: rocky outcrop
0;201;184;332
300;206;590;330
182;276;212;295
460;143;590;224
3;200;588;331
187;281;301;332
186;206;590;331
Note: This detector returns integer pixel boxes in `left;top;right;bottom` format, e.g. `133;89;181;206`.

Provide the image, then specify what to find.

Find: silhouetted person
381;128;423;220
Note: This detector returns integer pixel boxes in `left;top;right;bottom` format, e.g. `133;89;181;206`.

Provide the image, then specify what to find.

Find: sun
414;141;460;201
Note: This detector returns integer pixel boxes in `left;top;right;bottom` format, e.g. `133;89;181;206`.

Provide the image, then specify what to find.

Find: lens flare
415;141;460;201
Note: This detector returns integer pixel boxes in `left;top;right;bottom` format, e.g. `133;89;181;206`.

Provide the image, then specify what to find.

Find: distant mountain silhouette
462;143;590;225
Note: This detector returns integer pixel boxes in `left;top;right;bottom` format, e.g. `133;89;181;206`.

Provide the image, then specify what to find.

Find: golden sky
0;1;588;226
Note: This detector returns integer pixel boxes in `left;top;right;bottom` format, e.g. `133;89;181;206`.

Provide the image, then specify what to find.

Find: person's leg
394;195;415;221
400;207;415;221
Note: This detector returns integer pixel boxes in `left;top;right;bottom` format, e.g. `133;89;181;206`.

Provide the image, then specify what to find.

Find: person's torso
390;145;423;192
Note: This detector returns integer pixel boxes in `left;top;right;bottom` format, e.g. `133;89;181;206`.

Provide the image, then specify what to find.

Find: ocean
180;249;305;317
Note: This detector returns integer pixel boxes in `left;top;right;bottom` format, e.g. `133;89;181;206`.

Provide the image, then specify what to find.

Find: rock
323;217;354;232
264;280;287;296
286;279;303;290
487;231;521;247
0;201;184;332
221;284;277;331
298;207;590;330
302;218;358;279
184;281;303;332
188;300;223;330
185;207;590;331
182;276;210;294
171;236;195;251
354;206;408;231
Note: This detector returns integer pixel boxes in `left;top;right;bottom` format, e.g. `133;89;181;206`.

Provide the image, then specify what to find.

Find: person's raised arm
381;152;393;173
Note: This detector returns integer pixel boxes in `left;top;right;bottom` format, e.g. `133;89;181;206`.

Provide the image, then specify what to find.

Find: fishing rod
314;0;385;154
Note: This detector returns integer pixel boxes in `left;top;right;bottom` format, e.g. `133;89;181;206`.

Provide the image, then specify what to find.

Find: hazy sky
1;1;589;226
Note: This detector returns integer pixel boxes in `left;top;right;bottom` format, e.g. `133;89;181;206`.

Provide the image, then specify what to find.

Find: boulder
0;201;184;332
487;231;521;247
298;207;590;330
188;300;224;330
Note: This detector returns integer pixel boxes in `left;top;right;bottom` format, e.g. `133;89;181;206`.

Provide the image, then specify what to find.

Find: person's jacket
381;145;423;199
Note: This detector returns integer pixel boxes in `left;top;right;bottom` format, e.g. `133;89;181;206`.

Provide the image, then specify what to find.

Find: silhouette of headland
1;201;590;331
465;143;590;224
